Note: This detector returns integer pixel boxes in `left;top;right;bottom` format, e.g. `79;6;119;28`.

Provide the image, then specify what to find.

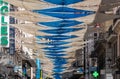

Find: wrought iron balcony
107;25;117;42
116;56;120;70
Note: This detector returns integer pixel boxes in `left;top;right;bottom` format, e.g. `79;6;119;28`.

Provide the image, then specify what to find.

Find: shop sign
0;0;9;47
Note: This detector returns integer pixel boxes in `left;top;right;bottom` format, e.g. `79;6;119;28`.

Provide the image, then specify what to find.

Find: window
10;17;15;24
94;33;98;41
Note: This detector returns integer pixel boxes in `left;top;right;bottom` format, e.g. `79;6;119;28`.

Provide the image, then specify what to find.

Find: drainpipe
117;34;120;57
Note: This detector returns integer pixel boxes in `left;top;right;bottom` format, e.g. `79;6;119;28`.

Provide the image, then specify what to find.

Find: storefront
22;59;36;79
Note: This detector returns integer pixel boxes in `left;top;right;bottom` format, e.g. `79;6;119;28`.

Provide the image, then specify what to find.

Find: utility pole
84;25;89;79
84;43;86;79
84;39;89;79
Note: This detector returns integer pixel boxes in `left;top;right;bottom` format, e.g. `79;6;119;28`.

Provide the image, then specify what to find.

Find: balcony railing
106;25;117;42
116;56;120;70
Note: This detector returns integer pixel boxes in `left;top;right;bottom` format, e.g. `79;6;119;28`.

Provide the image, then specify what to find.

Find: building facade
92;7;120;79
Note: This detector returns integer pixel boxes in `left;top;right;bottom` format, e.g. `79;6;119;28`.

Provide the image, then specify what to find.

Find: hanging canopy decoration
33;7;95;19
46;53;67;57
39;28;83;34
9;11;59;22
36;35;78;40
38;41;70;46
38;20;83;28
43;46;70;51
5;0;120;24
4;0;54;10
68;0;101;11
32;0;93;77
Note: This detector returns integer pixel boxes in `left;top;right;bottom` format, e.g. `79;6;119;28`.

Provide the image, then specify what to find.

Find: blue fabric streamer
36;35;78;40
33;7;95;19
38;20;83;28
39;28;82;34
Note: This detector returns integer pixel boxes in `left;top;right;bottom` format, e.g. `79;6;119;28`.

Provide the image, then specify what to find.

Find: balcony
116;56;120;70
107;25;117;42
112;19;120;31
107;34;117;42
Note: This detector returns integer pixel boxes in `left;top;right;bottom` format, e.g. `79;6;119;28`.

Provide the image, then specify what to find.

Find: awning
4;0;54;10
9;11;59;22
11;24;48;30
89;0;120;25
36;35;84;43
90;13;120;25
21;37;35;42
99;3;120;12
70;29;87;36
101;0;120;4
6;0;120;25
64;41;86;46
73;14;96;24
64;37;84;42
62;46;84;53
69;0;101;11
23;43;46;49
12;25;50;36
11;23;86;36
